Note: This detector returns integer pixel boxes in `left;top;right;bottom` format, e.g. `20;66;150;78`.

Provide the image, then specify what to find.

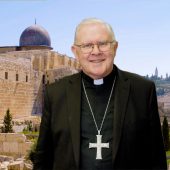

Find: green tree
2;109;13;133
26;138;38;161
162;116;170;151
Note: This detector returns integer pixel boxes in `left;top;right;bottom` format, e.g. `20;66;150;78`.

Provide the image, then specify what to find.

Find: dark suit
32;66;167;170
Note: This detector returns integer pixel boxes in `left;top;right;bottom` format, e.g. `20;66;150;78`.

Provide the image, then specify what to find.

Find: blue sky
0;0;170;77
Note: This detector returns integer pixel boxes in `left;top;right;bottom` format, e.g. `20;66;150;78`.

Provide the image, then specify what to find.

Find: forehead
76;23;112;43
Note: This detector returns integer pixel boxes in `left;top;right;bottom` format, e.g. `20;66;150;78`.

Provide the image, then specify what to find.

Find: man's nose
91;45;100;54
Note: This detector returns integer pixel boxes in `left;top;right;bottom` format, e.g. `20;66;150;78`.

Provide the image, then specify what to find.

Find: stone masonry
0;49;79;120
0;133;32;158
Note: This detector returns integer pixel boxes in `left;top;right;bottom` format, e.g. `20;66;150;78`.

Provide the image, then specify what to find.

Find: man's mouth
89;59;105;63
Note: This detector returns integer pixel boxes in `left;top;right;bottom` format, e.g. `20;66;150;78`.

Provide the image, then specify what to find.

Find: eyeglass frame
74;40;116;54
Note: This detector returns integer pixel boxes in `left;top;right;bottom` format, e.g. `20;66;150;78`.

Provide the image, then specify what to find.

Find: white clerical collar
93;78;104;85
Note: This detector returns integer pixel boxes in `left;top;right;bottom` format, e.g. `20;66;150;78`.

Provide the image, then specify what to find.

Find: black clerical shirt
80;69;116;170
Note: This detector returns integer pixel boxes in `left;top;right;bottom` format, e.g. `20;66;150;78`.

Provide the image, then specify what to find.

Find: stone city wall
0;50;79;120
0;54;44;119
0;133;32;158
0;55;31;82
0;81;35;119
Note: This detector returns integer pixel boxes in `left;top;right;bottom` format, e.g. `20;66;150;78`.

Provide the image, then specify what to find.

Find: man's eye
99;42;107;46
82;44;92;48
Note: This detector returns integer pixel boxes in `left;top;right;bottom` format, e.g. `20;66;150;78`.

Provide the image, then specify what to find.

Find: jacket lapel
112;69;130;162
66;73;81;168
66;68;130;166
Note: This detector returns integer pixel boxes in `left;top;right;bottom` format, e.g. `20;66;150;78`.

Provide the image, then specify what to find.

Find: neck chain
82;76;116;160
82;77;116;135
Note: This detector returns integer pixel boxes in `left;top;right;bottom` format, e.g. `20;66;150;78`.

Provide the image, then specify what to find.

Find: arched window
16;74;19;81
5;72;8;79
26;75;28;82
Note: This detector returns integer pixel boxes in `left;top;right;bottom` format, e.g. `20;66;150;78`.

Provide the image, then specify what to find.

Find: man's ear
71;45;79;61
113;41;118;55
114;41;118;51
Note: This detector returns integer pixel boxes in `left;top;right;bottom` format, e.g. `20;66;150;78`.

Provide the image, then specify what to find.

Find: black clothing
80;70;116;170
31;65;167;170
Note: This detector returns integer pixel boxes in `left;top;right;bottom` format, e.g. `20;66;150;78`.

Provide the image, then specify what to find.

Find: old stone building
0;24;79;120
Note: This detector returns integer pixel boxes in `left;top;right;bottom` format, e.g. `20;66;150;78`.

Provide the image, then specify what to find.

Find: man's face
72;23;118;79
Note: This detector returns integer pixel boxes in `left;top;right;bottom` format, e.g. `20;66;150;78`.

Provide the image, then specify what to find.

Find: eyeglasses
75;41;115;54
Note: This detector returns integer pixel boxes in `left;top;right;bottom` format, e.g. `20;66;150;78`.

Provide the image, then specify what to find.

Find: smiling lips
89;59;105;63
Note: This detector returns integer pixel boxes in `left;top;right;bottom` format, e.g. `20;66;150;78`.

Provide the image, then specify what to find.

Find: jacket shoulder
120;69;155;87
45;72;81;94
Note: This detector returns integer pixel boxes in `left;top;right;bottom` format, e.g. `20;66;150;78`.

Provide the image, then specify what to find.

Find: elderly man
32;18;167;170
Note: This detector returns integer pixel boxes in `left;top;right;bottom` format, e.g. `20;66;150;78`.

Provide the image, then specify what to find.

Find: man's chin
90;71;106;79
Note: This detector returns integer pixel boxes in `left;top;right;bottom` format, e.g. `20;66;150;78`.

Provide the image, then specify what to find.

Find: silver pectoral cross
89;131;109;160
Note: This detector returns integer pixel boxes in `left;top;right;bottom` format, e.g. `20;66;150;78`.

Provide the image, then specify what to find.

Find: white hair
74;18;116;43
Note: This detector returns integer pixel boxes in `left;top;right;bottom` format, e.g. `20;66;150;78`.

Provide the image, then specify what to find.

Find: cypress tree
3;108;13;133
162;116;170;151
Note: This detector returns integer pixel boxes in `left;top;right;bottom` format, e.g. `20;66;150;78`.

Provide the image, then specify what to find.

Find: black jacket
32;66;167;170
